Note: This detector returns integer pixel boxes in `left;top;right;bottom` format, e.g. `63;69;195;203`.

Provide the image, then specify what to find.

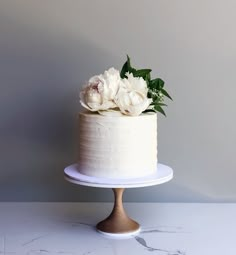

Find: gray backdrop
0;0;235;202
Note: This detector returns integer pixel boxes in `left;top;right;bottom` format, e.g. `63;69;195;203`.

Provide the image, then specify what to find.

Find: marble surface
0;203;235;255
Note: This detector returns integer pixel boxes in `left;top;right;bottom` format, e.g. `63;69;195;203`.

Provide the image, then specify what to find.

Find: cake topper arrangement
80;56;172;116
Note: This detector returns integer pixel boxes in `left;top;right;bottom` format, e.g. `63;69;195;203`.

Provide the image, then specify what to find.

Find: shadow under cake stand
64;164;173;238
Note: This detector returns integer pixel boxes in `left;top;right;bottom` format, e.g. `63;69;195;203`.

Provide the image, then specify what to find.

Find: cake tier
78;112;157;179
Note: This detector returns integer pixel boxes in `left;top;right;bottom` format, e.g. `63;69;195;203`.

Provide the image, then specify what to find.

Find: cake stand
64;164;173;238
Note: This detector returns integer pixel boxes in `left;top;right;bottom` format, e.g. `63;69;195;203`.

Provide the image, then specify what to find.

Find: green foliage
121;55;172;116
120;55;135;78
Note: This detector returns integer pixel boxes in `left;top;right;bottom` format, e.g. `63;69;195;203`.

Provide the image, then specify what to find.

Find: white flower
115;73;152;116
122;72;148;94
80;68;120;112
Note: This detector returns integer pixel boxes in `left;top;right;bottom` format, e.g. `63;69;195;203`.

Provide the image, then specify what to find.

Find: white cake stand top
64;164;173;188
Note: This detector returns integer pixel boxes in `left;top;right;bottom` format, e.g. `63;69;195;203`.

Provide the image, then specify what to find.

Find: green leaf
133;69;152;79
120;55;172;117
129;67;137;74
161;88;173;100
157;103;167;106
147;91;152;98
120;62;129;79
151;102;167;107
120;55;131;78
149;78;165;90
143;109;156;113
145;72;151;82
154;105;166;116
120;55;136;78
158;78;165;88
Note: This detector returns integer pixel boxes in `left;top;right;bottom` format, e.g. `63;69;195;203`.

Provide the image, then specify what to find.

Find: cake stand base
96;188;140;237
64;164;173;238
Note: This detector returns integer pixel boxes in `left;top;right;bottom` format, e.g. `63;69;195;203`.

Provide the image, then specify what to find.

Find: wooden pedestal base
96;188;140;235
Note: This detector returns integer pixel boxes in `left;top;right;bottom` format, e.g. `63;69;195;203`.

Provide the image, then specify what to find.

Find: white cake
78;112;157;179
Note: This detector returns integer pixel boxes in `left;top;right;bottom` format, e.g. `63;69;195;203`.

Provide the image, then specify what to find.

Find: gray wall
0;0;235;202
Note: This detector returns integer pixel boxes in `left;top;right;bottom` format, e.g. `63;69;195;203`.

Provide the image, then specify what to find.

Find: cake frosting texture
78;112;157;179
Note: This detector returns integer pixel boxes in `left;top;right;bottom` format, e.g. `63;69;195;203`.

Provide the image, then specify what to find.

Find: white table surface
0;203;235;255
